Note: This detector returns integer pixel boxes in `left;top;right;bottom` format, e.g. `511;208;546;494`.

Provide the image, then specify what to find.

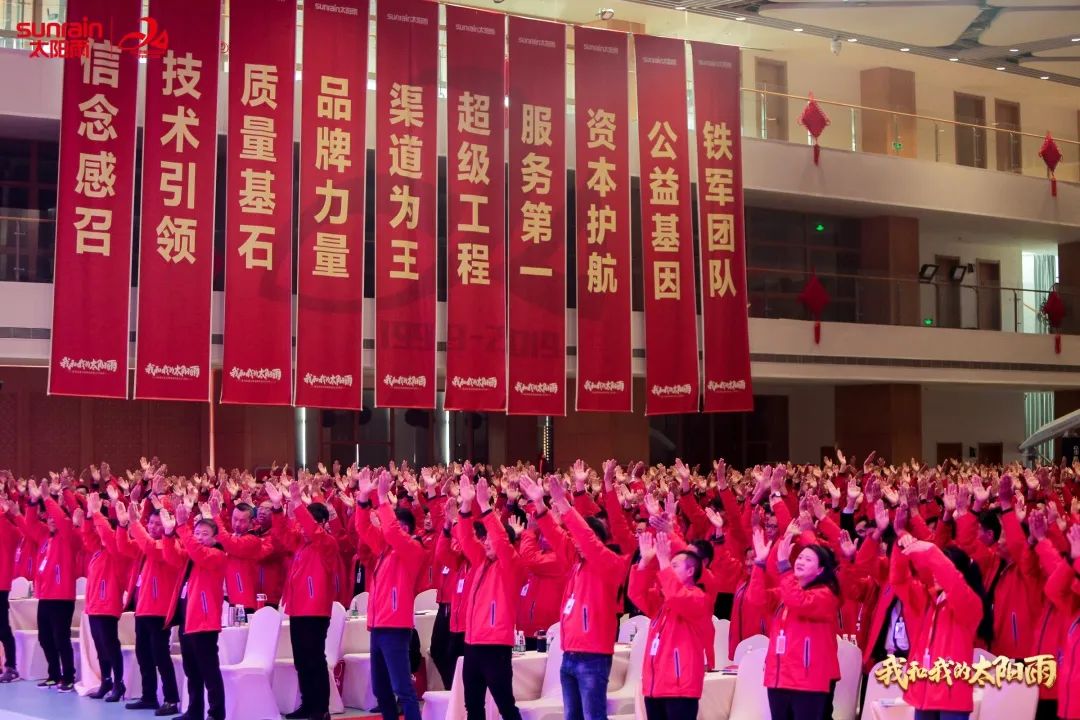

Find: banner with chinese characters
48;0;140;398
444;6;506;411
134;0;220;402
294;0;368;410
220;0;295;404
573;28;631;413
507;16;566;416
692;42;753;413
634;34;699;415
374;0;438;408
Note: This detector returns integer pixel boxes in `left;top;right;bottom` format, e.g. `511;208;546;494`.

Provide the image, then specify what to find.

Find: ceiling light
949;57;958;62
847;38;857;43
899;47;910;52
1009;48;1019;53
1041;75;1050;80
597;8;615;20
996;66;1005;70
793;27;803;32
1073;38;1080;42
736;16;745;21
674;5;686;9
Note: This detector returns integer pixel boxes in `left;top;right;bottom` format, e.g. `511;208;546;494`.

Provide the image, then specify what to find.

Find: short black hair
674;550;704;582
308;502;329;524
395;508;417;535
585;516;609;543
690;539;714;564
978;509;1002;543
195;518;219;535
234;502;256;519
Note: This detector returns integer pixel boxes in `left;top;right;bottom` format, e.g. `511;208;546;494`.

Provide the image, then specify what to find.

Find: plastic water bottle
513;630;526;654
235;604;247;626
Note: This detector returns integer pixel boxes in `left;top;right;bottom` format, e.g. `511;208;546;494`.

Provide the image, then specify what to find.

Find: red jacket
13;533;38;584
433;529;463;606
537;507;629;655
629;562;711;699
273;506;341;617
1044;555;1080;719
356;502;426;630
729;576;769;661
256;533;289;606
1033;539;1070;701
83;514;130;617
217;531;271;609
164;524;227;634
0;515;18;592
455;510;525;646
746;562;840;693
120;516;183;617
515;527;571;638
983;511;1041;659
894;544;982;713
20;499;81;601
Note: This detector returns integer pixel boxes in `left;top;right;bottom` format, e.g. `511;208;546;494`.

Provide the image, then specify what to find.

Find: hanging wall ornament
799;273;831;344
799;93;830;165
1039;132;1062;197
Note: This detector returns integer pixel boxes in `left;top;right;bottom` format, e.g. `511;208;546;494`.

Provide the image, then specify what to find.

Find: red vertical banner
692;42;753;413
374;0;438;409
507;16;566;416
220;0;296;405
48;0;140;398
444;6;506;411
634;35;699;415
573;28;631;413
294;0;369;410
134;0;220;402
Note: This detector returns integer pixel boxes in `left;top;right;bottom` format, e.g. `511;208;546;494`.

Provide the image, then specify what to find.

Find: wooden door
937;442;963;464
994;100;1022;173
935;255;962;328
977;442;1003;465
755;59;789;141
955;93;987;168
976;260;1002;331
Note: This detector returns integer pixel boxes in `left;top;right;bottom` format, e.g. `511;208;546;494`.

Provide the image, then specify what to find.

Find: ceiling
622;0;1080;86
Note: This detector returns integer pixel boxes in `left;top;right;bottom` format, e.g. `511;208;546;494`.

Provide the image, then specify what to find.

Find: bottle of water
235;604;247;626
513;630;525;654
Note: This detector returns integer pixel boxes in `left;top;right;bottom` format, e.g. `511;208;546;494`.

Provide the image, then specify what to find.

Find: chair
728;648;769;720
272;603;347;714
617;614;651;643
13;628;47;679
980;676;1038;720
516;623;564;720
860;658;903;720
414;588;438;613
220;607;283;720
833;637;863;720
10;577;30;599
349;592;368;615
732;634;769;663
974;647;995;664
75;577;87;597
712;617;731;668
119;611;142;699
605;620;651;715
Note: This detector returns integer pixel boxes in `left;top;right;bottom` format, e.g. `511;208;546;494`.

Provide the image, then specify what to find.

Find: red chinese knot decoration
1039;133;1062;197
799;273;831;344
799;93;830;165
1042;289;1065;354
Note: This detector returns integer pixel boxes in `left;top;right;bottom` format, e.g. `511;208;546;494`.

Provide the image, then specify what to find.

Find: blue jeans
370;628;421;720
913;712;970;720
560;651;613;720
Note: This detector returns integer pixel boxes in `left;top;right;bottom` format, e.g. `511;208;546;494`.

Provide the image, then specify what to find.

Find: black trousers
36;599;75;683
89;615;123;686
767;687;831;720
135;615;179;704
290;616;331;716
0;591;14;670
430;603;453;688
180;630;224;720
644;697;700;720
714;592;734;621
1035;699;1058;720
462;644;521;720
447;631;465;683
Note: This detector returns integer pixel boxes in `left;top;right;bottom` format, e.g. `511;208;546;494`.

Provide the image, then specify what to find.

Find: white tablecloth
870;695;982;720
9;597;84;630
631;672;736;720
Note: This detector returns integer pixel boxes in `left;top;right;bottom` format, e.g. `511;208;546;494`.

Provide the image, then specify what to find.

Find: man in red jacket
355;469;425;720
217;501;272;613
520;472;630;720
455;475;525;720
0;496;21;683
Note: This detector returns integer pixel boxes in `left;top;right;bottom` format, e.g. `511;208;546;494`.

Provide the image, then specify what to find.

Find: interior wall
760;382;836;464
920;385;1027;464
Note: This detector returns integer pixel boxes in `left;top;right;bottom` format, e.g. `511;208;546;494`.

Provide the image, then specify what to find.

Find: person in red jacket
430;501;464;687
19;479;82;691
454;475;525;720
82;492;131;701
1046;524;1080;720
0;497;20;682
216;501;272;613
117;499;183;716
355;469;425;720
268;481;342;720
520;472;630;720
891;534;990;720
507;509;571;650
629;531;711;720
160;503;227;720
253;501;287;608
747;522;841;720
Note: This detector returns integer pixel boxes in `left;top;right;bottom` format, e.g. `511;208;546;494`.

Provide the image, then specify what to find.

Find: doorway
755;59;789;141
994;100;1022;173
937;442;963;464
935;255;962;329
976;260;1001;331
977;442;1003;465
954;93;987;169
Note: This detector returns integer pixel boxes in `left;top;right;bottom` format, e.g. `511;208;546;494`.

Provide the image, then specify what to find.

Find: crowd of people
0;452;1077;720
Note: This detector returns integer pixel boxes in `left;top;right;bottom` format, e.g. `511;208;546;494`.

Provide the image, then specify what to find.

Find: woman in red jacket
629;531;711;720
82;492;131;701
891;534;989;720
0;498;20;683
161;503;227;720
747;522;841;720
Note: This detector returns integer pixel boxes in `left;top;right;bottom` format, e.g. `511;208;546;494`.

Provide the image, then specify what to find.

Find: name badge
563;597;575;615
181;583;189;599
776;630;786;656
650;637;660;656
520;583;530;598
456;578;465;594
442;566;451;576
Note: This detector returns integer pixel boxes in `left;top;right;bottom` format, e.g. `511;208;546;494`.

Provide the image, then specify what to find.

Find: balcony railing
741;88;1080;185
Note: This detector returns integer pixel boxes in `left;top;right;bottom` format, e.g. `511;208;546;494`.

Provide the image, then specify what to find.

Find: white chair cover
728;648;769;720
713;617;731;668
349;592;369;615
272;603;347;715
833;637;863;720
974;648;995;664
415;589;438;613
732;634;769;663
220;607;283;720
860;658;903;720
10;577;30;599
14;629;47;679
980;673;1038;720
75;577;88;597
605;620;651;715
517;623;564;720
617;615;651;644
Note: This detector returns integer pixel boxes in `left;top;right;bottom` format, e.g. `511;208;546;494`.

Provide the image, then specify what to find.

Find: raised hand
824;479;841;505
174;502;190;527
705;506;725;532
838;530;856;561
643;491;661;518
458;476;476;511
507;514;525;537
87;491;102;515
265;481;284;509
1069;524;1080;561
27;478;41;502
159;509;176;535
602;459;617;492
571;459;588;493
874;499;890;533
752;526;771;563
114;501;129;527
377;470;391;500
475;478;491;510
656;532;672;568
674;458;691;494
548;476;570;511
356;469;373;501
1028;509;1048;541
638;531;657;566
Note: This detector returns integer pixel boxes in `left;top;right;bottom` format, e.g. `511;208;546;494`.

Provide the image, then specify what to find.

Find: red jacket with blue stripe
82;513;131;617
273;506;341;617
355;501;426;629
455;509;526;646
164;524;227;634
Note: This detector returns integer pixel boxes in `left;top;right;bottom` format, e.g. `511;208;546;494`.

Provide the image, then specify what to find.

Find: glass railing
748;266;1074;335
740;88;1080;185
0;210;54;282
